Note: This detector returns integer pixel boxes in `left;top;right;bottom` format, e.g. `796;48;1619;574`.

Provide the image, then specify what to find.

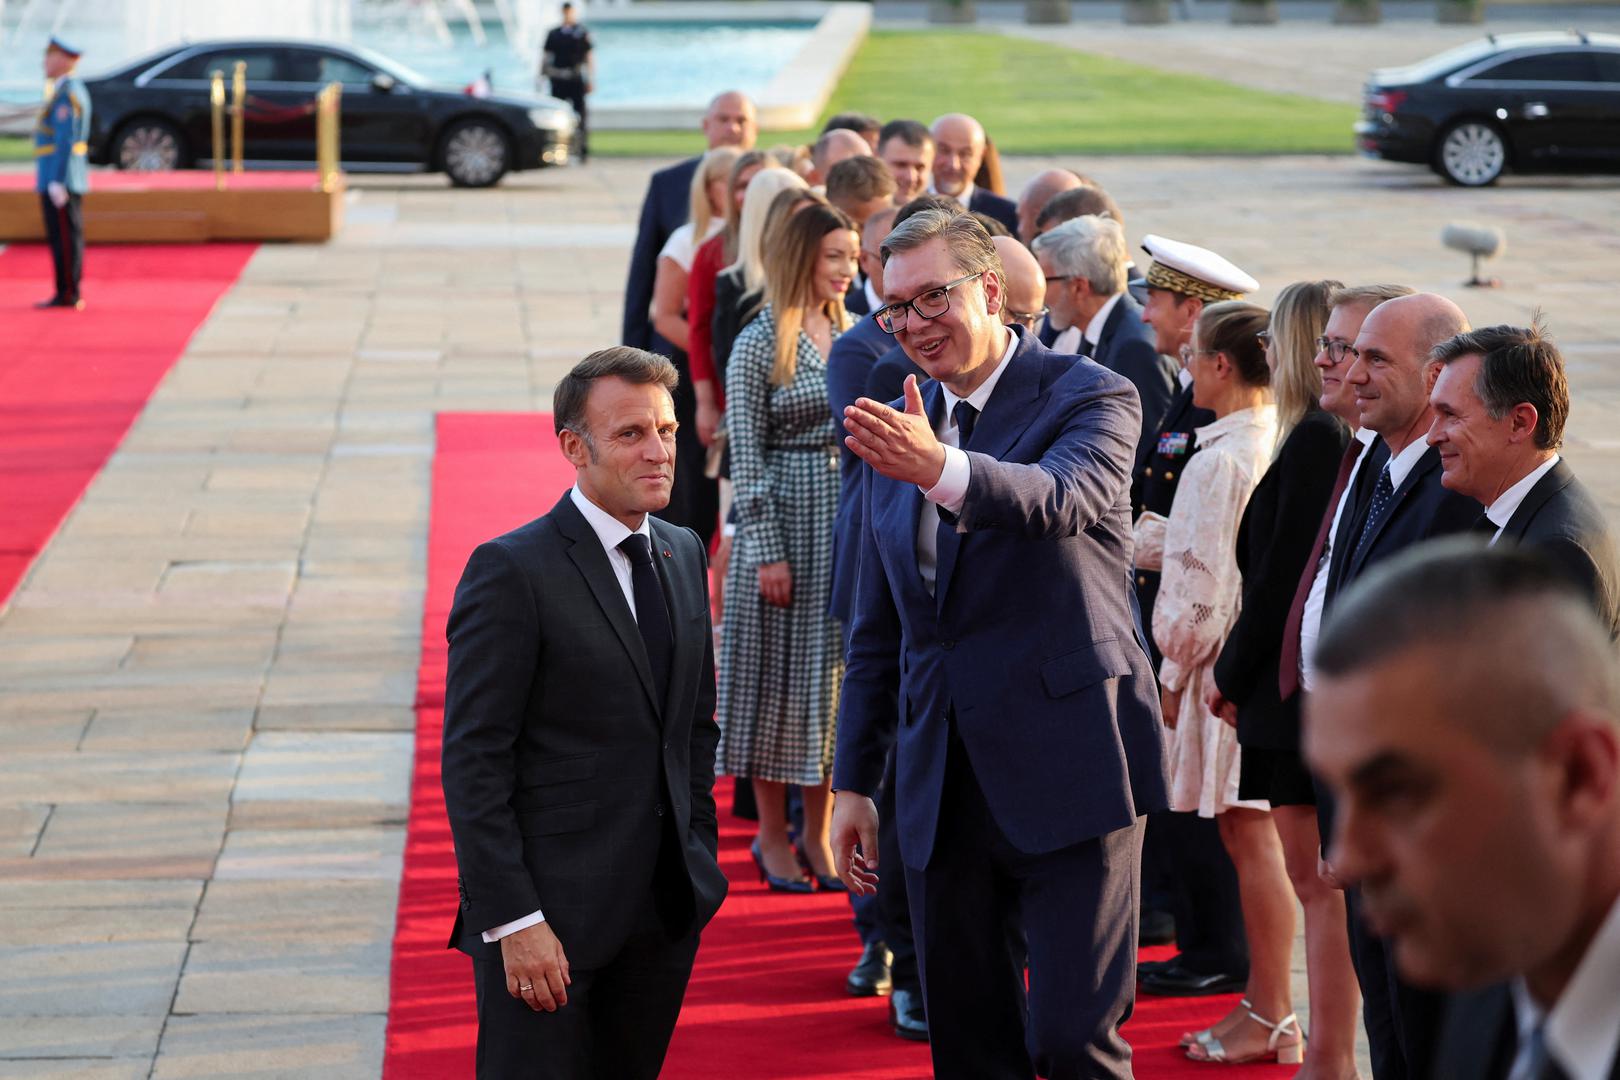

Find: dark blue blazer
622;156;699;351
1089;293;1177;455
866;342;926;404
1497;459;1620;634
827;315;895;623
832;330;1170;870
1326;444;1481;605
968;187;1018;234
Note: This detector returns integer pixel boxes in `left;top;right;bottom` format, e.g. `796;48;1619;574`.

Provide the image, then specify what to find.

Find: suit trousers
470;892;700;1080
1344;887;1442;1080
39;192;83;303
874;747;919;989
551;77;588;159
1155;809;1249;977
907;730;1142;1080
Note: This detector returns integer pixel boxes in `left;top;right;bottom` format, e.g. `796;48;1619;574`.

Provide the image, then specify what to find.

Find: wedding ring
519;983;534;991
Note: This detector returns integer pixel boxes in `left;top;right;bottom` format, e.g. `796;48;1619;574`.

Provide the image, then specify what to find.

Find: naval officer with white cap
1131;235;1265;999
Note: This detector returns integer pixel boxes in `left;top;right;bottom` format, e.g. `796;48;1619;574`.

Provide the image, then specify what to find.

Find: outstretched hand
843;376;947;488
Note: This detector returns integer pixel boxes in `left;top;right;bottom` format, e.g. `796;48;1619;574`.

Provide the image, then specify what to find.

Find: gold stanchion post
210;70;226;191
315;81;343;193
231;61;246;175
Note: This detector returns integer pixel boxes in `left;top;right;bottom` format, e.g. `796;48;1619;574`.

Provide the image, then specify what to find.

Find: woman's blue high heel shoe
752;837;813;893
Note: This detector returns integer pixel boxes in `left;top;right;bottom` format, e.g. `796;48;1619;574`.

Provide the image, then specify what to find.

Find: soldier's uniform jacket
35;75;90;195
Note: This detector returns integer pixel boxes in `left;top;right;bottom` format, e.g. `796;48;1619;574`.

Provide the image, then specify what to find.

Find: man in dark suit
929;113;1017;234
831;209;1169;1078
1128;235;1257;994
441;347;728;1079
1305;541;1620;1080
1321;293;1481;1080
1032;215;1175;458
1427;320;1620;633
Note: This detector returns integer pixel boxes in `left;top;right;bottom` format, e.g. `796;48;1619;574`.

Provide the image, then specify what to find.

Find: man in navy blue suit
929;113;1017;235
1033;215;1175;457
831;209;1169;1079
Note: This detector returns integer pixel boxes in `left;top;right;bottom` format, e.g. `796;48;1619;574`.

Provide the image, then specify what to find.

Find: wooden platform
0;171;342;243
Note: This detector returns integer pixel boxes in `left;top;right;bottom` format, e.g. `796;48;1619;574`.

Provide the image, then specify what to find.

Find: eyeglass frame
872;272;985;336
1315;336;1359;363
1178;343;1217;366
1256;329;1273;347
1006;305;1049;330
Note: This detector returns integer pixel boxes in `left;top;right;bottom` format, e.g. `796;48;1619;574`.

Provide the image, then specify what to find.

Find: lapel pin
662;549;672;558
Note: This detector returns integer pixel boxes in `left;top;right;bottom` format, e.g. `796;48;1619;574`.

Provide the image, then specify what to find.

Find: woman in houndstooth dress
717;202;860;889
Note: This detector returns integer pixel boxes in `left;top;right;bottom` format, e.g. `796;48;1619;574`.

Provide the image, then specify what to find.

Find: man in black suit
1305;541;1620;1080
1323;293;1481;1080
1129;236;1257;994
441;347;728;1079
1427;321;1620;633
929;113;1017;234
1032;215;1175;457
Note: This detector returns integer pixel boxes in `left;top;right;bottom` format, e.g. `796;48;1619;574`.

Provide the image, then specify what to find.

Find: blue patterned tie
1352;465;1395;568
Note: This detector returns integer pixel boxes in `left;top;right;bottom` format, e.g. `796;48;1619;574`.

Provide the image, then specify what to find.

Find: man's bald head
1347;292;1470;450
1016;168;1084;246
812;128;870;182
931;113;987;198
993;235;1046;330
702;92;757;150
1372;292;1471;361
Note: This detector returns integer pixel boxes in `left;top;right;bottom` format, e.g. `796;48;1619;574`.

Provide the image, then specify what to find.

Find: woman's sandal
1185;1006;1305;1065
1178;998;1251;1049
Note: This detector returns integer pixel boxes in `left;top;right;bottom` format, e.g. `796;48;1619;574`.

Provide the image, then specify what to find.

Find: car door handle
1523;102;1550;119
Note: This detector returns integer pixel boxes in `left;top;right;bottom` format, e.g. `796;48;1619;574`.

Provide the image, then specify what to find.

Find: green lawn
592;29;1356;157
0;136;31;162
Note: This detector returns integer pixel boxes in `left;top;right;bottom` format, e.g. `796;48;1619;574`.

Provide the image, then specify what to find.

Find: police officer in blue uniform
542;3;593;162
36;35;91;311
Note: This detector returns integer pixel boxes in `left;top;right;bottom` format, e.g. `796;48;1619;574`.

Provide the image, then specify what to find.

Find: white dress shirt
1507;894;1620;1080
1485;454;1560;545
1382;432;1431;493
1082;292;1123;354
932;180;975;210
863;277;883;316
915;329;1018;593
1299;428;1377;694
482;484;653;942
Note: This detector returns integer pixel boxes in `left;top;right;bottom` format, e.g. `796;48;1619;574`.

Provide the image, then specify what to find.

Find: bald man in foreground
1306;540;1620;1080
930;113;1017;234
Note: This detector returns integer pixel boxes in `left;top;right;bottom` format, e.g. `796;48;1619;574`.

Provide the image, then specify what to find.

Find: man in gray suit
441;347;727;1079
1427;320;1620;633
1306;540;1620;1080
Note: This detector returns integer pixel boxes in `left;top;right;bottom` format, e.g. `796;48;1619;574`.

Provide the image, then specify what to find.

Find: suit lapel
552;493;662;715
1502;459;1573;540
1347;445;1438;582
1092;296;1128;368
649;517;706;725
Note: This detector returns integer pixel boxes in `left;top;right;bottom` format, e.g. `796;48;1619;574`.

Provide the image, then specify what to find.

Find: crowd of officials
439;85;1620;1080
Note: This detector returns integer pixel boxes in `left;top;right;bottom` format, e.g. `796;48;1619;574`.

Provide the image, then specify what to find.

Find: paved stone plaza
4;84;1620;1080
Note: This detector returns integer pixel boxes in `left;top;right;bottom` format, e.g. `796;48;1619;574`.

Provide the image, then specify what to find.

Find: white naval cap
1128;234;1258;303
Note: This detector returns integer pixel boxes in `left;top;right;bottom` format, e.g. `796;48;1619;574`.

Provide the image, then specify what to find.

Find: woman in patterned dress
717;203;860;890
1135;302;1305;1065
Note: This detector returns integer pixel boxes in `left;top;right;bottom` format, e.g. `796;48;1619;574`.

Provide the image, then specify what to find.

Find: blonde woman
650;146;739;352
1204;280;1363;1074
716;203;859;892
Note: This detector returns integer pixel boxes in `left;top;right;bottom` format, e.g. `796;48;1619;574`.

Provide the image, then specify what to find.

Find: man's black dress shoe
1139;962;1246;997
34;297;84;310
890;986;929;1041
1139;909;1176;946
1137;956;1177;980
846;941;892;997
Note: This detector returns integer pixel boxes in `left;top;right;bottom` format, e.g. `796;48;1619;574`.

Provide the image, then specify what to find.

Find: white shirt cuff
482;909;546;942
920;445;971;516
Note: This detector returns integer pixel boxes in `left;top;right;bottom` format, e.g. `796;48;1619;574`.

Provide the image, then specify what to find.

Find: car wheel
440;119;511;188
113;118;186;171
1433;120;1507;187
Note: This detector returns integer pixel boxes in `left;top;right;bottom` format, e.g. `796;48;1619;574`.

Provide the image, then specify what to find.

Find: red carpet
0;171;323;192
0;241;257;608
387;411;1290;1078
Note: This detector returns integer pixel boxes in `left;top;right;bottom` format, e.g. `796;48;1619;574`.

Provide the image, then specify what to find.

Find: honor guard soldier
542;2;594;162
35;35;90;311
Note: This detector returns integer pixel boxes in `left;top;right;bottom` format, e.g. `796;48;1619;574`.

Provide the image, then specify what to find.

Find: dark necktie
1524;1023;1570;1080
1351;464;1396;570
1279;439;1364;700
1474;512;1499;536
1081;336;1095;357
618;534;673;709
953;400;979;449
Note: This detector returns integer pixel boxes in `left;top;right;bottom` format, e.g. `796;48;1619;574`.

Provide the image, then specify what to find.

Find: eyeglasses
873;272;984;335
1006;306;1048;330
1315;336;1359;363
1178;344;1215;366
1256;330;1273;347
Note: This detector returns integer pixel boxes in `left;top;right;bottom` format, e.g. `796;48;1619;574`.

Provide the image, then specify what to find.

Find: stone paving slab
0;1061;151;1080
151;1014;386;1079
0;941;188;1016
213;828;404;881
174;939;393;1014
191;880;399;945
16;801;230;881
0;1014;166;1061
79;708;255;753
0;903;196;947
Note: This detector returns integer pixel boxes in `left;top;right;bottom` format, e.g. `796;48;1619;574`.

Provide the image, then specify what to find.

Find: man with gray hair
1033;215;1175;453
831;208;1169;1078
1305;539;1620;1080
1426;320;1619;632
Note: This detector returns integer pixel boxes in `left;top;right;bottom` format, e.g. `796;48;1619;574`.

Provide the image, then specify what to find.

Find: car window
157;49;282;82
1591;51;1620;83
319;54;378;86
277;50;376;85
1468;51;1601;83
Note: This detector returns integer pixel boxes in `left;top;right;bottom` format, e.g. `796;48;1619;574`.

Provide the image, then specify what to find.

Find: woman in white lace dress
1135;302;1304;1066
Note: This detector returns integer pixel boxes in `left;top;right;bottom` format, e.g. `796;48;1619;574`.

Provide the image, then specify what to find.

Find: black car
85;39;578;187
1357;31;1620;186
